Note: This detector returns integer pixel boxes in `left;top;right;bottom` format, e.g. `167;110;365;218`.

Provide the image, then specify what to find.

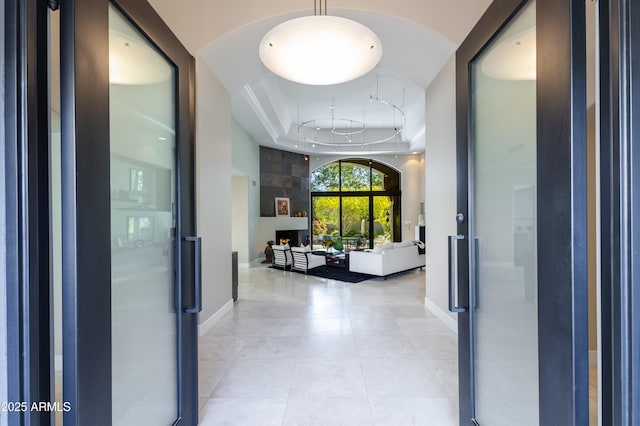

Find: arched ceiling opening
148;0;492;155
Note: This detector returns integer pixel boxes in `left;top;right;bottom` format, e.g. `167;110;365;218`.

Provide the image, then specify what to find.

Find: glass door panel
373;196;393;246
341;197;369;249
109;5;177;425
470;1;538;424
312;196;340;248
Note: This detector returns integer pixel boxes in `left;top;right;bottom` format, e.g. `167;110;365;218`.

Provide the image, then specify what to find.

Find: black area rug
268;265;376;283
306;267;375;283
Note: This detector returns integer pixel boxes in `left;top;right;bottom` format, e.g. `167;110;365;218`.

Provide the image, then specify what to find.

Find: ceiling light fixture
259;0;382;85
297;87;405;147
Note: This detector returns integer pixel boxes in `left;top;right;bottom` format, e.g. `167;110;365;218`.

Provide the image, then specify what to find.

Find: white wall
230;119;261;262
396;154;425;241
231;176;249;264
424;55;458;328
196;57;233;327
309;154;425;242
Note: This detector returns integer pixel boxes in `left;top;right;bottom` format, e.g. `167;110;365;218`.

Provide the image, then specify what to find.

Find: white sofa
348;241;425;278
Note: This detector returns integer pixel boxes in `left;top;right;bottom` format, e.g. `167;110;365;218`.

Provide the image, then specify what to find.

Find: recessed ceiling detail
296;93;405;147
199;9;461;156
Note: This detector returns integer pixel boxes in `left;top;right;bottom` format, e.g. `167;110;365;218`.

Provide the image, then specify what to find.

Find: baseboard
198;299;234;337
424;297;458;334
239;262;250;269
589;350;597;366
254;256;272;266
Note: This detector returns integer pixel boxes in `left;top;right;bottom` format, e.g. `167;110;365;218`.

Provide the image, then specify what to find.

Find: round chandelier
259;1;382;86
296;93;405;147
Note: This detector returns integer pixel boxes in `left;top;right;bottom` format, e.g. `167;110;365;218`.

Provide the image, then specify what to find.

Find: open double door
452;0;640;425
4;0;199;424
5;0;640;425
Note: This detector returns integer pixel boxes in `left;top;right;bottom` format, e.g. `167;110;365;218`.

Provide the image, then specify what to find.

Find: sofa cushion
393;241;414;249
373;242;394;253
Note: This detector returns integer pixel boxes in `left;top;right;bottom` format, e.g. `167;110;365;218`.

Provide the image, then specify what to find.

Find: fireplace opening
275;230;308;247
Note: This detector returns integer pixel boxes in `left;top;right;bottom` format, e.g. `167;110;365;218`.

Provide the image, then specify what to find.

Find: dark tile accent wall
260;146;310;217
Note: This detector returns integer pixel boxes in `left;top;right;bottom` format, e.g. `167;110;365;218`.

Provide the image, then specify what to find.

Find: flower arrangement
312;220;327;236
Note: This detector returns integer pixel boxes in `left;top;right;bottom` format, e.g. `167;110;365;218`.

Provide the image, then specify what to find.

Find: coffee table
312;250;350;270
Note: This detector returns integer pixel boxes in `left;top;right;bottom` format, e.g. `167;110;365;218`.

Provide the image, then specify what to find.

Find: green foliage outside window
310;160;398;248
310;162;385;192
310;163;340;191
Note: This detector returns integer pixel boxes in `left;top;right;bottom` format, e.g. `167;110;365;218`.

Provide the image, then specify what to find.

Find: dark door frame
599;0;640;424
3;0;54;424
60;0;197;425
455;0;588;424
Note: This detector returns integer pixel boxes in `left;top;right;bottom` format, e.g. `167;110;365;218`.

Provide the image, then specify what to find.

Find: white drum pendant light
259;1;382;85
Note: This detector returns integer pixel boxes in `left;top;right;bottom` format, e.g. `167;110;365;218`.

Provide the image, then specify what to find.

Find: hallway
198;266;458;425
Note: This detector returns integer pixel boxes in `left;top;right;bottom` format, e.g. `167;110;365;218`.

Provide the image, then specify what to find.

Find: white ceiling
149;1;493;156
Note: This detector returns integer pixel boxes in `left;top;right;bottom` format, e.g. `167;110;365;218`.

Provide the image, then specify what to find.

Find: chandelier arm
300;125;402;146
296;91;406;147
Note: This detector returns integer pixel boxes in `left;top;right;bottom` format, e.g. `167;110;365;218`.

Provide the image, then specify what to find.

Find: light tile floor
198;265;459;425
50;264;601;425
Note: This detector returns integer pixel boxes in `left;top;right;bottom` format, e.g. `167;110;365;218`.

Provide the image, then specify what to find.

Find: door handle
184;236;202;314
448;235;467;313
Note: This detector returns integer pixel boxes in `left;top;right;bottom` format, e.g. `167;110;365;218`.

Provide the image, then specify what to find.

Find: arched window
310;159;401;250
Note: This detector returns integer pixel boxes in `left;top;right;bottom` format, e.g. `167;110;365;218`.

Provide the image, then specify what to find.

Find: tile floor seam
199;266;460;425
204;356;232;400
282;358;300;425
350;308;377;426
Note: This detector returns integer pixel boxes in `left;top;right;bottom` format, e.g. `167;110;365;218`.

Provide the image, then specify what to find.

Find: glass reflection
109;5;177;425
471;1;538;425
